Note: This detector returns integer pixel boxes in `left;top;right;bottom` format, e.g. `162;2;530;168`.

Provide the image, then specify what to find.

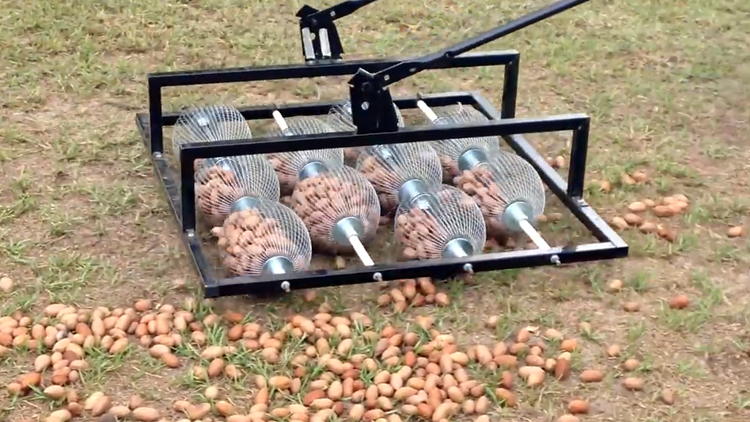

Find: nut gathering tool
137;0;628;297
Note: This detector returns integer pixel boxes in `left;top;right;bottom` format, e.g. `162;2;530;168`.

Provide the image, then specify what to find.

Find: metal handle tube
365;0;591;89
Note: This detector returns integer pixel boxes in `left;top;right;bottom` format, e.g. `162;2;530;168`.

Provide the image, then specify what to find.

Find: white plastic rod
301;28;315;60
349;235;375;266
519;219;551;250
416;100;439;123
320;28;331;58
272;110;289;130
272;110;295;137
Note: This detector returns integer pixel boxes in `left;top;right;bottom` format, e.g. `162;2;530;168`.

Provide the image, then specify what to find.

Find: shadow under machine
135;0;628;298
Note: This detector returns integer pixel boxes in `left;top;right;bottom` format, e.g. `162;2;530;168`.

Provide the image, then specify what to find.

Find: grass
0;0;749;421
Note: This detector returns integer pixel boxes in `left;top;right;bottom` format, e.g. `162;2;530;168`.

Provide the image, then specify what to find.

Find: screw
361;101;369;111
551;255;561;265
153;152;163;159
463;263;474;274
281;281;290;292
373;272;382;282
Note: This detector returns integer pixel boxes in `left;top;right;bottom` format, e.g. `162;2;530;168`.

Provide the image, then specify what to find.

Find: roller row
170;101;551;283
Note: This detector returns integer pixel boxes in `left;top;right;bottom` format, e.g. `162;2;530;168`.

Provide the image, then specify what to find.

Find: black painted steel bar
147;50;518;155
501;57;520;118
211;242;626;296
567;118;589;199
148;51;516;86
363;0;590;89
135;114;216;291
159;92;478;126
181;114;588;158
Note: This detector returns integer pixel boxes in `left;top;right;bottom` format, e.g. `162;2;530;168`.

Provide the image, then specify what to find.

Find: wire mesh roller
454;152;548;248
290;166;380;265
416;101;501;183
356;142;443;215
394;185;486;261
327;101;405;165
194;155;280;227
172;105;255;172
268;110;344;195
212;199;312;280
417;101;551;251
172;105;280;226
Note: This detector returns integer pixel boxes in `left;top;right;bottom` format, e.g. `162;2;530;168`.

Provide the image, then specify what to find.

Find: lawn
1;0;749;421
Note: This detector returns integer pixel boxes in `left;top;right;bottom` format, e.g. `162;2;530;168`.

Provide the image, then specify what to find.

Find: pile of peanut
344;148;363;166
266;154;300;195
291;172;378;254
1;297;610;422
196;165;245;226
357;154;404;214
213;209;299;276
394;206;448;261
394;189;478;261
437;155;461;184
453;167;516;244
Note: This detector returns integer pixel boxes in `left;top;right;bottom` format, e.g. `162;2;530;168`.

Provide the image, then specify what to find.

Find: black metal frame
135;50;628;298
